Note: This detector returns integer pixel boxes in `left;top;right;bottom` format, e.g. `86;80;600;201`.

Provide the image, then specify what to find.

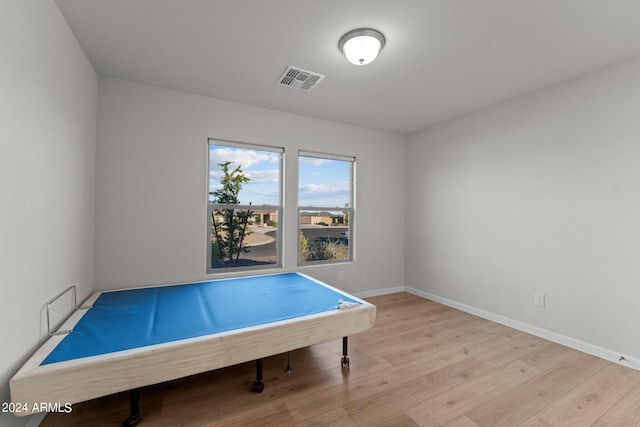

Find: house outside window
298;151;354;265
207;139;283;272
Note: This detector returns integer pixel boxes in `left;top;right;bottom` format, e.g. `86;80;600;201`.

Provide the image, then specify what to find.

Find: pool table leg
252;359;264;393
341;336;350;368
122;388;141;426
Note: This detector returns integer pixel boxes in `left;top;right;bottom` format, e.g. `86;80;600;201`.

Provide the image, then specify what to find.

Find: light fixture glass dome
339;28;385;66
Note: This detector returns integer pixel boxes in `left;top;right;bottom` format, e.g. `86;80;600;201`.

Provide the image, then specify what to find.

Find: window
298;151;354;265
207;139;283;272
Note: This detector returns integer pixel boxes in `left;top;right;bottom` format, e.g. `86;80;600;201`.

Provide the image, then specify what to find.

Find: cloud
245;169;279;184
299;184;349;206
210;147;279;169
299;157;328;166
300;184;331;194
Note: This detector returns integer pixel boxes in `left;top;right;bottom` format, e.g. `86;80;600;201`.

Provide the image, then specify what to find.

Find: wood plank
516;416;554;427
303;407;359;426
473;334;552;368
445;416;480;427
345;357;494;426
518;341;579;371
537;363;640;426
596;382;640;426
465;361;591;426
404;360;540;425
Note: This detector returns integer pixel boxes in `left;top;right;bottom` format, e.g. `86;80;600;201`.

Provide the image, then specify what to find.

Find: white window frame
207;138;284;273
298;150;355;266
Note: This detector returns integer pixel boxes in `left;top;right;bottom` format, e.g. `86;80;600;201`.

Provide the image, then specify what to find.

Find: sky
209;144;351;208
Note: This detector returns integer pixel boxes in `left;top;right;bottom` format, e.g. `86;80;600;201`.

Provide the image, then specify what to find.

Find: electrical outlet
534;293;545;307
338;271;344;281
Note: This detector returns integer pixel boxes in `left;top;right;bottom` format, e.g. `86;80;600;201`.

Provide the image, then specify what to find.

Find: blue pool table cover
42;273;359;365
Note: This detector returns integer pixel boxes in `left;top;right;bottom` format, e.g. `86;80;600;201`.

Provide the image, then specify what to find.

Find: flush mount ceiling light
338;28;386;65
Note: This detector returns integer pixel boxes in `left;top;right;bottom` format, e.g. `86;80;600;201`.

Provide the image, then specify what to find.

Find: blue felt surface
41;273;358;365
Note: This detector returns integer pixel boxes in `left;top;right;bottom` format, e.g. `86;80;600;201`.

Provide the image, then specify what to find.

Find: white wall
406;57;640;360
0;1;97;425
95;77;405;295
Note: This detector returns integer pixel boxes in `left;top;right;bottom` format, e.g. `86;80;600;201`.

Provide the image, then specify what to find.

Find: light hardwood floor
42;292;640;426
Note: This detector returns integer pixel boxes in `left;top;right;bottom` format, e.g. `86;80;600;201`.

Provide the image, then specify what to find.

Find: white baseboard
354;286;406;299
405;286;640;371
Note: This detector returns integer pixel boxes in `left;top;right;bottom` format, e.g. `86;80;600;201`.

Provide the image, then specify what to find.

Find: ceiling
55;0;640;135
